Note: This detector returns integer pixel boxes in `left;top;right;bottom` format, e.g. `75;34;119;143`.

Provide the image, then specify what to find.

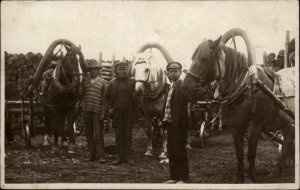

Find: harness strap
208;108;222;125
186;70;202;81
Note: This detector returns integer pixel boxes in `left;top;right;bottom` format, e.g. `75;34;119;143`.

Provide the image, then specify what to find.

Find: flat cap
166;62;182;71
114;60;129;69
277;50;285;59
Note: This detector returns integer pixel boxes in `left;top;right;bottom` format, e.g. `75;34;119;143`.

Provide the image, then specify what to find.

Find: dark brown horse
182;35;294;183
29;41;85;152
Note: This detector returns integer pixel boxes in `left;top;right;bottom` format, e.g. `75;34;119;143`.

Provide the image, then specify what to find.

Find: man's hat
166;62;182;71
277;50;285;59
87;59;102;69
114;60;129;69
267;53;276;63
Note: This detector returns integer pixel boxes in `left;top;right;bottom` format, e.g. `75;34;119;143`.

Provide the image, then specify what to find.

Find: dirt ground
4;126;295;184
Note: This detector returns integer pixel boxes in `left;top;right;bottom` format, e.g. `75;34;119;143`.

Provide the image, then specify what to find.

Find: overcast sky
1;1;299;69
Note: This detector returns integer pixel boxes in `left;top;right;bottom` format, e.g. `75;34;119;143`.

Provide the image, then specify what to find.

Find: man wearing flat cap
163;62;190;183
105;60;136;165
265;53;276;71
82;59;107;163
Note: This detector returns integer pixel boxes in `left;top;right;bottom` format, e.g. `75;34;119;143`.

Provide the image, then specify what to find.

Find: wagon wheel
21;97;32;148
221;28;256;68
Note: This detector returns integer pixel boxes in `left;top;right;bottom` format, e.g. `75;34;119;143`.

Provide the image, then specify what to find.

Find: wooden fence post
285;30;290;68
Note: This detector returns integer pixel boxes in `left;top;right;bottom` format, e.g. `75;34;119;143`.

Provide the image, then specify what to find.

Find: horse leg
43;108;51;146
230;127;245;183
273;110;295;176
51;119;59;149
246;121;261;183
59;110;68;147
218;108;223;131
67;107;77;153
159;120;168;159
185;131;192;149
145;120;153;156
51;108;63;148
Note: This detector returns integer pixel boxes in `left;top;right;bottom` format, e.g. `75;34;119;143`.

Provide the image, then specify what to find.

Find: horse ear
210;35;222;50
65;45;71;52
78;45;81;50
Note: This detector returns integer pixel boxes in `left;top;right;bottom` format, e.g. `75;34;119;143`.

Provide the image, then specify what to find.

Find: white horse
131;52;169;158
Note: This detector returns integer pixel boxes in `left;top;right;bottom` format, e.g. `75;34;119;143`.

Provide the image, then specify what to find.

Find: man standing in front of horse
82;59;107;163
163;62;190;183
105;60;136;165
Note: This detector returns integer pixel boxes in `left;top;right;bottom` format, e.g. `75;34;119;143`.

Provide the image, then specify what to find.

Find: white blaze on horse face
218;49;226;79
77;59;83;83
134;63;150;93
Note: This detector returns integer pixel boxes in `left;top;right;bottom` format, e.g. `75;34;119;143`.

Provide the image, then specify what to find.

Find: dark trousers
166;122;189;181
113;108;134;161
83;111;105;158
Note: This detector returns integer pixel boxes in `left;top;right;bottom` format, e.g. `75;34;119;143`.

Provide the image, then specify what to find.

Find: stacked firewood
101;60;114;81
5;52;43;100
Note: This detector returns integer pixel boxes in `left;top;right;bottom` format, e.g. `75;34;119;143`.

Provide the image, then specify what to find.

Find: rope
262;130;280;146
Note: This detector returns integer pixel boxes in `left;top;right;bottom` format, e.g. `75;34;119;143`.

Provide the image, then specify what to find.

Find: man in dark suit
105;60;136;165
163;62;190;183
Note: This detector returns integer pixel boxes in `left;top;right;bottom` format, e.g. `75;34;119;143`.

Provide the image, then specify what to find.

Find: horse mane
191;40;211;63
218;45;248;96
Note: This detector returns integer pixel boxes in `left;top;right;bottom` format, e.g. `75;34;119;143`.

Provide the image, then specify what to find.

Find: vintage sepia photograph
1;0;299;189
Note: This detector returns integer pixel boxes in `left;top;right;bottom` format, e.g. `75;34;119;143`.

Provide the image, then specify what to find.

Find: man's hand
108;108;114;118
100;113;105;121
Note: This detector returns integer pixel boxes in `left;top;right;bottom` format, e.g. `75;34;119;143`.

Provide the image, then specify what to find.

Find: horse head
183;36;224;100
55;45;83;89
131;52;161;95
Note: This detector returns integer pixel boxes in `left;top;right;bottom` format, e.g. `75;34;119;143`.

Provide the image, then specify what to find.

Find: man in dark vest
105;60;136;165
163;62;190;183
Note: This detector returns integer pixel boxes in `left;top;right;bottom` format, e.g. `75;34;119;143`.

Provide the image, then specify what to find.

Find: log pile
4;50;130;140
5;51;44;100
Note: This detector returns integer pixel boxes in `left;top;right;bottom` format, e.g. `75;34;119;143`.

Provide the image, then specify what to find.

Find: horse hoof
185;144;192;149
62;141;69;147
159;158;169;164
43;141;50;146
158;152;167;159
68;150;75;154
68;144;75;153
232;177;245;183
245;178;254;183
268;171;281;178
145;152;152;156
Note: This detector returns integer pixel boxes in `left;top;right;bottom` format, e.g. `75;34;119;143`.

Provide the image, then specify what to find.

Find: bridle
186;48;222;87
133;60;159;90
54;53;83;93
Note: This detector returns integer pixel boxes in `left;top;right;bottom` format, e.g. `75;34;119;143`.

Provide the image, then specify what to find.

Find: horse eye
145;68;150;73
